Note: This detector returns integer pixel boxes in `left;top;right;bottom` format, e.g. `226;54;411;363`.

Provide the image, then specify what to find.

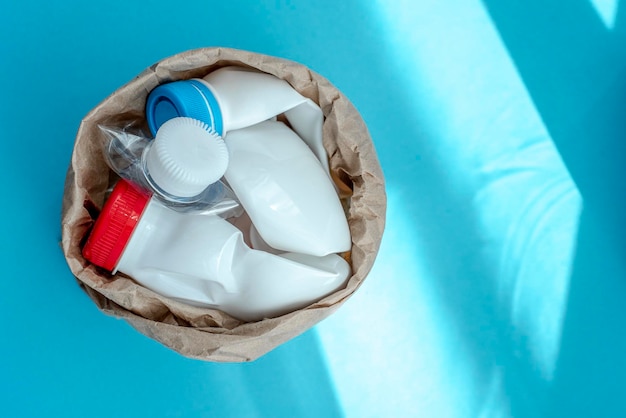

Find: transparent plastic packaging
99;123;242;218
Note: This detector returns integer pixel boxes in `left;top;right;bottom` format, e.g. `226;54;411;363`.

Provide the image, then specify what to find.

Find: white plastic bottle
143;117;229;199
223;120;351;257
145;66;329;172
82;180;350;322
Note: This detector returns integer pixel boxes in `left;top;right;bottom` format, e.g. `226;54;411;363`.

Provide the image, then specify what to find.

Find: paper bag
61;47;386;362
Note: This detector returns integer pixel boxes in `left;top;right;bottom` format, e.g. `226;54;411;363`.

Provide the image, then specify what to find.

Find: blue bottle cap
145;79;223;136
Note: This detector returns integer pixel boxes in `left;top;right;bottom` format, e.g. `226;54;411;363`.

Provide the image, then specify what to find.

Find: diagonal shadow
243;1;584;415
482;0;626;415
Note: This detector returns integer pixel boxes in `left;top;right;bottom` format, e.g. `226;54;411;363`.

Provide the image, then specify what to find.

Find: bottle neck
114;198;164;274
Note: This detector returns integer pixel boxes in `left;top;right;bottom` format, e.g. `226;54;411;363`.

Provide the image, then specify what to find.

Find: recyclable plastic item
224;120;352;256
100;123;241;217
82;179;351;322
144;117;229;198
145;66;330;172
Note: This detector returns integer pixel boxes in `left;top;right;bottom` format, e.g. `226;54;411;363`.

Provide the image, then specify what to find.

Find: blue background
1;0;625;416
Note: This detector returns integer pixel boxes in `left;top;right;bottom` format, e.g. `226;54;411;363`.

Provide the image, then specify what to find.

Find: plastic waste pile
82;67;352;322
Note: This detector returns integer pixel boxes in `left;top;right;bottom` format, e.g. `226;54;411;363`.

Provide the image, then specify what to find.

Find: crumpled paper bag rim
61;47;386;362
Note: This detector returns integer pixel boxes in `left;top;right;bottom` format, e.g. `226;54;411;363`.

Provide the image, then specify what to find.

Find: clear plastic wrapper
99;124;243;218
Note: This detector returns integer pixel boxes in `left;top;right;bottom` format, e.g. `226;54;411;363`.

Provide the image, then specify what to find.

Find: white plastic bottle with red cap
82;180;351;322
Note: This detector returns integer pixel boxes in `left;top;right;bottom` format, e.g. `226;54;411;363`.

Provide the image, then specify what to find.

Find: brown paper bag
61;47;386;362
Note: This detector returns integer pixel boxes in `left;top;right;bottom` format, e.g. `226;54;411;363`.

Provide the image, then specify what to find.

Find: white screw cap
145;117;229;198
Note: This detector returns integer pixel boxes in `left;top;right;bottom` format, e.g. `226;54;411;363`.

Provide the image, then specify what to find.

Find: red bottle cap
82;180;151;271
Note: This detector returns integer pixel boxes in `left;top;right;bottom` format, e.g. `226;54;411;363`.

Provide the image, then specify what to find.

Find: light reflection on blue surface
318;187;481;417
474;138;581;380
378;0;582;382
589;0;620;28
317;0;582;415
482;1;626;414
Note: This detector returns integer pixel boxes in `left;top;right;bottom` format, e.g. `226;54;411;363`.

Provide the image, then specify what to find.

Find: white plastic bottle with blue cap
146;66;329;172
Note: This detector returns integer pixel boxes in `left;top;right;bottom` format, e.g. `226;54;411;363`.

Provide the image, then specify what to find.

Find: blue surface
1;0;625;417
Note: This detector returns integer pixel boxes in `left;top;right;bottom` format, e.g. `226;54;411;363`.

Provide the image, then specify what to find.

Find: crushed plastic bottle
82;180;350;322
